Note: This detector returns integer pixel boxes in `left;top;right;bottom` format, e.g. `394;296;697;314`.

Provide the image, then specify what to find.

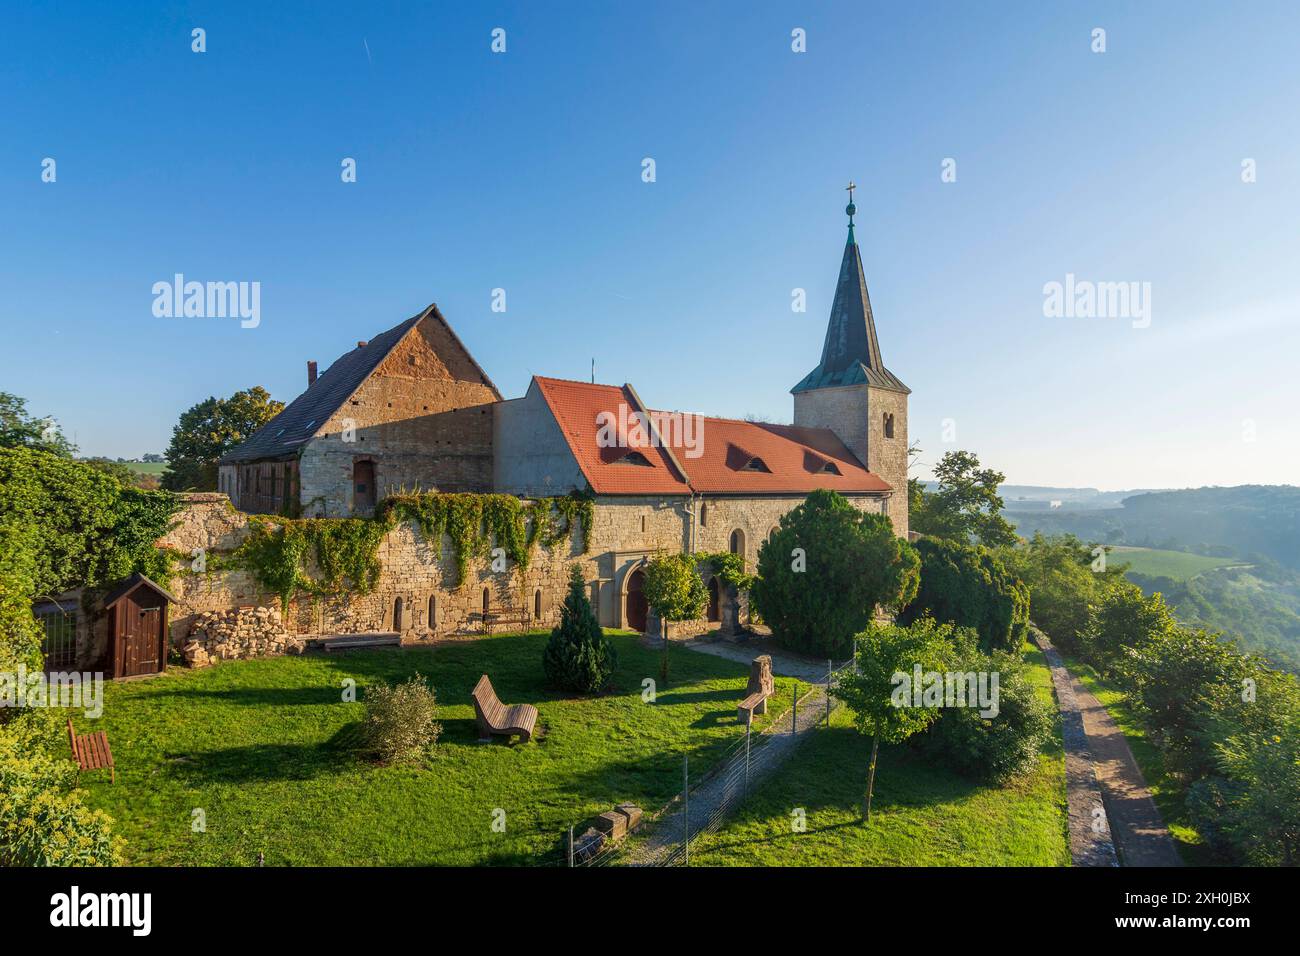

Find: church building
211;194;911;637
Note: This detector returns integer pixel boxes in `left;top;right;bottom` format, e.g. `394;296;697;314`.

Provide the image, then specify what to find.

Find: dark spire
790;186;909;394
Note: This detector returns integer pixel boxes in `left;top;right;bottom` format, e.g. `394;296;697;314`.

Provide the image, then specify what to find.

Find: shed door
119;597;163;677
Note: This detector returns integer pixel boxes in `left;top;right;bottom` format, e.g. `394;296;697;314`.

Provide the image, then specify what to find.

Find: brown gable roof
221;304;498;464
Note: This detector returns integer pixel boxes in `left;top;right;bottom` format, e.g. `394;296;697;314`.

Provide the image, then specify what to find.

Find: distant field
1105;546;1243;581
127;461;168;476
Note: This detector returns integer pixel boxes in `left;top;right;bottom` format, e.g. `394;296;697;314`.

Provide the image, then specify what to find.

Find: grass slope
1107;546;1243;581
684;640;1069;866
80;631;795;866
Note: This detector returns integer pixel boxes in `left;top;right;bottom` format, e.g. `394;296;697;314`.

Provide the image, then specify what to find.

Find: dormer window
612;451;653;466
821;461;842;475
741;457;771;473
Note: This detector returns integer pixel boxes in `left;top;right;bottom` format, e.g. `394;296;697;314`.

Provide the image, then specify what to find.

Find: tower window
883;413;895;439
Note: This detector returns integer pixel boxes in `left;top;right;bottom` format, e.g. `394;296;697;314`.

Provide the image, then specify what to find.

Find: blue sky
2;1;1296;490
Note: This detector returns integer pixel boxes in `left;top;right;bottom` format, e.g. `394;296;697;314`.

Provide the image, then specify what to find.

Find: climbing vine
231;490;597;607
697;550;757;592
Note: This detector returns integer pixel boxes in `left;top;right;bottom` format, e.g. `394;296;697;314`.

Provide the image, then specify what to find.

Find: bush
362;674;442;763
899;537;1029;653
0;713;121;866
920;639;1053;783
543;565;617;693
752;490;919;659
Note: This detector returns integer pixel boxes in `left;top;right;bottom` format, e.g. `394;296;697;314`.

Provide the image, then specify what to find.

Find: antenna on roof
591;358;595;384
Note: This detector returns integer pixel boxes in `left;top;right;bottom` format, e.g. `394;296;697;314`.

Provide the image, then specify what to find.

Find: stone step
312;633;402;652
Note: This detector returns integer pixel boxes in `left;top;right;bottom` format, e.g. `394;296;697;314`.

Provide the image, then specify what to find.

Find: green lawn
80;631;797;866
1106;546;1243;581
1059;654;1210;865
126;461;168;476
684;640;1070;866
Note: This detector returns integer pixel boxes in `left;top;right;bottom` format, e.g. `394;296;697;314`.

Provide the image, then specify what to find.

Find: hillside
1006;486;1300;674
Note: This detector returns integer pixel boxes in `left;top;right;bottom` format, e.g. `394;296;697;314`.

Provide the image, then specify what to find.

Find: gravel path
1033;629;1180;867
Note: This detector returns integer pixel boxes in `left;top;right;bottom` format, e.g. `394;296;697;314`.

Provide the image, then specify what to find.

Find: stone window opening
883;413;895;439
482;587;490;616
393;597;404;632
641;514;647;533
427;595;437;631
699;502;708;527
534;589;542;620
729;529;746;562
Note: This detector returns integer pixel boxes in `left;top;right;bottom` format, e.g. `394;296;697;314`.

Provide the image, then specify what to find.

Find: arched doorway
625;568;648;632
707;576;721;623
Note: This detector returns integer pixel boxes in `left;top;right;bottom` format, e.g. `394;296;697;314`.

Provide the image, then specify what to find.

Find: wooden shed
100;573;176;679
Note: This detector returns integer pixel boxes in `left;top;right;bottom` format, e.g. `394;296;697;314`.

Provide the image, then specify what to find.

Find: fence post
826;659;832;725
792;681;797;734
683;754;689;866
744;719;751;794
567;825;575;867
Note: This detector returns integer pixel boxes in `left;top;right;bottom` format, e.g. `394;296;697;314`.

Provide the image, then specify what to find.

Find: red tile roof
532;376;892;496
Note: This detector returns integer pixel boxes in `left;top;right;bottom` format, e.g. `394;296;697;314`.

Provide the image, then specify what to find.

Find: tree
836;619;956;821
162;386;284;491
1081;585;1178;677
999;533;1128;650
0;392;75;457
642;553;707;682
543;565;617;693
751;489;920;658
899;537;1029;652
79;457;158;490
910;450;1018;548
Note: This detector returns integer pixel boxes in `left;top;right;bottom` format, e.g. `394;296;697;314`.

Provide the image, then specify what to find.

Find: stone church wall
155;490;887;662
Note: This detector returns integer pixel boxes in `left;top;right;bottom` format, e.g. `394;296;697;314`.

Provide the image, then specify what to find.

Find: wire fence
560;655;857;867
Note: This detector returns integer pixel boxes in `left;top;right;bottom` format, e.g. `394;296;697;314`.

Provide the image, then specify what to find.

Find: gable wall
297;317;500;517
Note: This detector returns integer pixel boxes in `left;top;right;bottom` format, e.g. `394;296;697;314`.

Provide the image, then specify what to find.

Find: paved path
621;640;837;866
1034;630;1180;867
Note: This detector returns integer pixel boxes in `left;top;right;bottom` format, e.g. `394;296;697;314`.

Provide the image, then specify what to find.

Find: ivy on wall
696;550;757;592
228;489;597;609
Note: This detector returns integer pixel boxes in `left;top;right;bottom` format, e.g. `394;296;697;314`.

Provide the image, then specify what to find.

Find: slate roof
532;376;891;496
791;234;910;394
221;304;498;464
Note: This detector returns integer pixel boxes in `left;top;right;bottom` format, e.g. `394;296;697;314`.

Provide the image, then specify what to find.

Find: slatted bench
737;654;775;724
67;719;115;783
471;674;539;743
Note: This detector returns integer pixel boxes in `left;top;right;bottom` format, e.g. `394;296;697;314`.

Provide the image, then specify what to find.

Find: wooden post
567;825;575;867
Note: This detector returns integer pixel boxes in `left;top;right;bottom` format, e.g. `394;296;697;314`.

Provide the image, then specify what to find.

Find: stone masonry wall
156;490;889;661
297;316;501;518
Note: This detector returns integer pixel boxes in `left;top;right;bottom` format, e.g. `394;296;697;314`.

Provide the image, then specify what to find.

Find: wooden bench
67;719;115;783
471;674;538;743
737;655;775;724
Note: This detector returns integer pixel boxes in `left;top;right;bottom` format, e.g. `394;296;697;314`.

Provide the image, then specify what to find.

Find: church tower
792;186;910;535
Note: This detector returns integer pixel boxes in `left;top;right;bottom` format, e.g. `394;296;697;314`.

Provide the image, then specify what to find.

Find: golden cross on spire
845;180;856;203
